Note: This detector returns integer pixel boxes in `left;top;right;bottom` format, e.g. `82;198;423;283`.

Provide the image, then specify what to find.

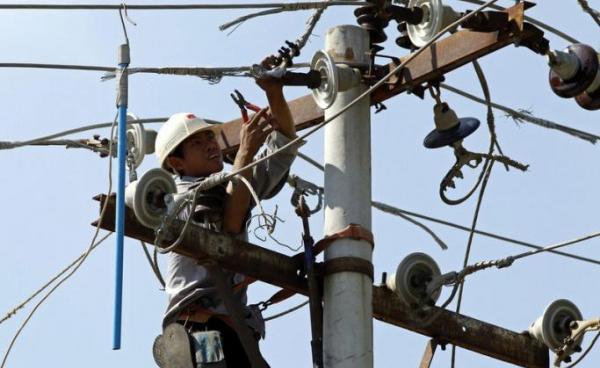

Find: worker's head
155;113;223;177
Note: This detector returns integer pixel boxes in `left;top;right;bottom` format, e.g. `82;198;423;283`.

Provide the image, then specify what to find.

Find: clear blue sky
1;1;599;367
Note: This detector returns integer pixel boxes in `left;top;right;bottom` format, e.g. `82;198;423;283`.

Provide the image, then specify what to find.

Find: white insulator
407;0;460;47
386;252;442;306
529;299;584;351
547;49;581;81
310;50;339;109
125;168;177;229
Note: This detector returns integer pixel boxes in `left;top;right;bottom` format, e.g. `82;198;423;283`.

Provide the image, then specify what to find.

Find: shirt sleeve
251;131;304;200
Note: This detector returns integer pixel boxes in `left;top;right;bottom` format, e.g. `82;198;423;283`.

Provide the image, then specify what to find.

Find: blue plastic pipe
113;44;130;350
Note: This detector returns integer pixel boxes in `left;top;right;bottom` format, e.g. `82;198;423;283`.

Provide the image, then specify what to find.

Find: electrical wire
0;62;311;85
0;118;167;150
100;64;311;84
562;331;600;368
449;162;494;367
264;300;309;321
450;59;499;368
292;152;600;265
0;232;113;326
576;0;600;27
0;62;113;72
508;231;600;262
440;83;600;145
140;241;165;288
371;202;600;266
219;0;335;38
439;60;509;206
433;230;600;298
0;138;110;156
1;114;118;368
0;2;366;11
288;173;449;250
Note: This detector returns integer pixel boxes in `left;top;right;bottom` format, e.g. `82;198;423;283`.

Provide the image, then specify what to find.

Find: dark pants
183;318;267;368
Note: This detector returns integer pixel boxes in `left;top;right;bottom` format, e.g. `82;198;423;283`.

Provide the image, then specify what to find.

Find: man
152;61;299;368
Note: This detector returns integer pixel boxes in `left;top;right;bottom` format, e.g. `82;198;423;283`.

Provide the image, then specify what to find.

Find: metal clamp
322;257;374;280
313;224;375;256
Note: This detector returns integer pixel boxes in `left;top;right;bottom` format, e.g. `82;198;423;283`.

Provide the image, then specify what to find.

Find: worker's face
166;130;223;177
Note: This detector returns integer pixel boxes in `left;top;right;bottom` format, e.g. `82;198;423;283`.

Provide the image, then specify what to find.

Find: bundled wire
219;0;339;40
140;241;165;288
288;162;600;265
0;232;113;326
100;66;273;84
0;1;366;11
0;117;168;150
264;300;309;321
562;331;600;368
420;230;600;332
449;59;499;368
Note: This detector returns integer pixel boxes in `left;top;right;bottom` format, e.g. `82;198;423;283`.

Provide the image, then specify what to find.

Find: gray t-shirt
162;131;301;333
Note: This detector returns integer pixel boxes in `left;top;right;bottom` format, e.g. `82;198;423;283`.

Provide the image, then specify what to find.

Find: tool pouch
190;330;227;367
153;323;226;368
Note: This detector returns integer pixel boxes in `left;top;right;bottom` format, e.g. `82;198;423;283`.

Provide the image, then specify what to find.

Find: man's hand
255;55;284;93
254;55;296;139
224;108;274;234
238;107;274;159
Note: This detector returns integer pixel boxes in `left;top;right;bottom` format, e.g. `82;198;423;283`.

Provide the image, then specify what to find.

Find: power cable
419;230;600;327
576;0;600;27
140;241;165;288
0;232;113;326
371;201;600;266
438;230;600;286
449;161;494;367
562;331;600;368
1;138;110;156
264;300;309;321
1;114;118;368
441;83;600;145
0;62;113;72
0;117;171;150
219;0;338;34
0;2;366;11
502;231;600;262
450;58;498;368
293;153;600;265
100;64;311;84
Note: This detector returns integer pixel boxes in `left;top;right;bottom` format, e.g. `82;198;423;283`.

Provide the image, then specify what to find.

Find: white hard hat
155;112;219;171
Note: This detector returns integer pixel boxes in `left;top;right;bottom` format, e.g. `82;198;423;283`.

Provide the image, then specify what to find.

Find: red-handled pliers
230;89;264;124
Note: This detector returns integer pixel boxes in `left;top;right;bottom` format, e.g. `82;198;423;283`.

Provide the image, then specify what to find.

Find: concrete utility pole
322;25;373;368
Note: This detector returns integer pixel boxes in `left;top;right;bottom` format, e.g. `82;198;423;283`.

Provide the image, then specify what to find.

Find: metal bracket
322;257;374;280
313;224;375;255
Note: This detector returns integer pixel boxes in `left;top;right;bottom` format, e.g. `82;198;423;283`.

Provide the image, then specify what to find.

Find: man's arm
223;57;297;234
259;81;296;139
222;108;272;234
